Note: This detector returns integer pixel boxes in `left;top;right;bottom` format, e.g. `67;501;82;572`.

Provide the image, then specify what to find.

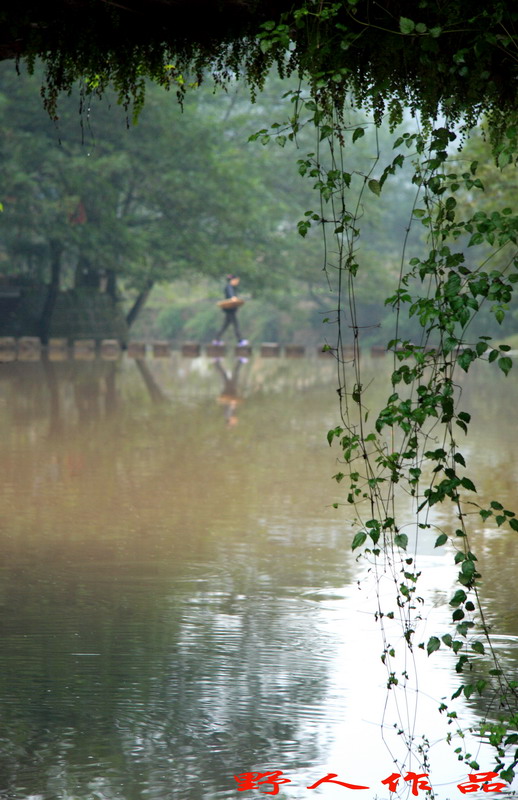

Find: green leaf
394;533;408;550
450;589;467;607
327;426;343;445
457;350;475;372
460;477;477;492
297;220;310;237
460;560;475;580
435;533;448;547
427;636;441;655
352;127;365;143
456;420;468;434
498;356;512;376
399;16;415;34
352;531;367;550
499;768;515;784
444;336;458;354
509;518;518;532
368;179;381;196
469;232;484;246
471;641;485;655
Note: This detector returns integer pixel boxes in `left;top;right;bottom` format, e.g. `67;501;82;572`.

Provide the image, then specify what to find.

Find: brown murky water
0;353;517;800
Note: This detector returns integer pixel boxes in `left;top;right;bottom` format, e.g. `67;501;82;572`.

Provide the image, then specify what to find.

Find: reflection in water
134;357;167;405
0;355;517;799
214;357;247;426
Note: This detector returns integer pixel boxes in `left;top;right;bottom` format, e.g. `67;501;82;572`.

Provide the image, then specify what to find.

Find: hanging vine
251;4;518;790
6;1;518;140
323;118;518;785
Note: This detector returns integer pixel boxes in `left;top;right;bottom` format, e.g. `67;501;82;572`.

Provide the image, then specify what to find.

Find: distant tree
0;64;420;342
0;65;294;340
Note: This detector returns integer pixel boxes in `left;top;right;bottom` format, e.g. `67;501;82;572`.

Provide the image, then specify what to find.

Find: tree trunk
105;269;118;301
39;239;63;345
126;279;154;328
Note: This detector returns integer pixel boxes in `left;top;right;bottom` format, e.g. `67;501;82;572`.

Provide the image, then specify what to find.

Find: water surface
0;353;517;800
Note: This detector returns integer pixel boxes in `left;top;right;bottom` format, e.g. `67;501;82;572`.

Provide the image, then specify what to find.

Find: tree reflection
135;357;168;405
0;355;350;800
2;355;516;798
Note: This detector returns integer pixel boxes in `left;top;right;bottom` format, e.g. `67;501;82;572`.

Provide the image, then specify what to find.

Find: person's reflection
214;357;246;426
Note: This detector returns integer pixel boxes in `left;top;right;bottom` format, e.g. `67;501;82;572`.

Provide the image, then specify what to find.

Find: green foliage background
1;64;427;344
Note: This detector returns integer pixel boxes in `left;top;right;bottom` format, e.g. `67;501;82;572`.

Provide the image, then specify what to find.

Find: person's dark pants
216;309;242;341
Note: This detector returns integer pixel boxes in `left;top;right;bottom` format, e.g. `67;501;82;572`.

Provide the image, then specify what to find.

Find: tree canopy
1;1;517;140
0;65;305;339
1;64;420;343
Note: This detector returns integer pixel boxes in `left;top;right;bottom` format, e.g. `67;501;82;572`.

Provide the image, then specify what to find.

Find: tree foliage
2;1;517;144
1;64;427;342
0;65;299;336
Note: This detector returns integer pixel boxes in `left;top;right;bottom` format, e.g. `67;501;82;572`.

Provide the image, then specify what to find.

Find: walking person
213;274;248;345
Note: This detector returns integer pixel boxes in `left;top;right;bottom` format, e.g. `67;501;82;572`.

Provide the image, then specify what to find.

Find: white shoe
238;339;249;346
